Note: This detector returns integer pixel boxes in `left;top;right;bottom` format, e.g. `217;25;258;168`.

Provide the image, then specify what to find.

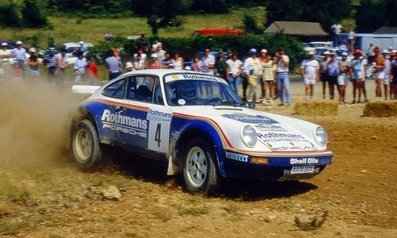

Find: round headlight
314;126;328;146
241;125;257;148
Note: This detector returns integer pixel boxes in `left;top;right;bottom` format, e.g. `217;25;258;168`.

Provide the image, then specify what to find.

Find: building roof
264;21;328;36
373;27;397;34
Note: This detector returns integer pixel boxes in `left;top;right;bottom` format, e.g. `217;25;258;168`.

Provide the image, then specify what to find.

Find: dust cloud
0;77;83;168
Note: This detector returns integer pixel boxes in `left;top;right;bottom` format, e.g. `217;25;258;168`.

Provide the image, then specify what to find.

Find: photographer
274;48;291;106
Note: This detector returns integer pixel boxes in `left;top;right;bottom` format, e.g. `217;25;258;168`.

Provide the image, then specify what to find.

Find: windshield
165;79;243;106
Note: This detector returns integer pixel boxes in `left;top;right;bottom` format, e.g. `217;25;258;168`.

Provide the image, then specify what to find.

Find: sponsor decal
147;109;172;122
223;113;278;124
256;124;287;132
257;132;305;141
257;132;316;151
225;152;248;163
290;157;319;165
101;109;148;138
165;74;218;82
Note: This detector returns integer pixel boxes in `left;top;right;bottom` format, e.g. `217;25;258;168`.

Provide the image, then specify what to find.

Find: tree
191;0;228;14
22;0;48;28
265;0;352;32
356;0;397;33
130;0;192;35
0;3;22;27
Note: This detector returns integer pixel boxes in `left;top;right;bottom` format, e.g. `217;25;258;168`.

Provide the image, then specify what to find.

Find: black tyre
71;119;102;170
182;138;221;194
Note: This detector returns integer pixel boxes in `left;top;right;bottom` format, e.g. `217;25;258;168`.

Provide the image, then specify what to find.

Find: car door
118;74;173;155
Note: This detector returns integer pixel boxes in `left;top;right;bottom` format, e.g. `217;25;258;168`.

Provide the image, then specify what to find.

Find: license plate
291;166;315;174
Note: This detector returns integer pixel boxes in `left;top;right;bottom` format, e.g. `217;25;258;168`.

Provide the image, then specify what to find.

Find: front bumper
222;151;333;181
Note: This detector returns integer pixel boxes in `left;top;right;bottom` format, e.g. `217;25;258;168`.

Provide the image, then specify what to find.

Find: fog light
250;157;268;164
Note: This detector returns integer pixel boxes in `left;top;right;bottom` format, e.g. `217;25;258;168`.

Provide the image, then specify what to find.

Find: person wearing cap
201;48;215;74
12;41;27;77
320;51;331;99
243;48;262;104
326;51;339;100
300;50;320;100
43;48;58;82
275;48;291;106
337;51;351;104
0;42;12;78
27;48;40;77
73;51;88;84
390;51;397;99
105;49;122;80
351;49;368;103
260;49;276;104
149;53;161;69
125;61;134;72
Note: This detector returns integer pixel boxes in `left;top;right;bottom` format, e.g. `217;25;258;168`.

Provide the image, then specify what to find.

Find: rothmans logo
101;109;147;130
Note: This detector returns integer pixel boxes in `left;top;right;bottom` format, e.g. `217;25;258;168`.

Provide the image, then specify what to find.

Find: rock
101;185;121;201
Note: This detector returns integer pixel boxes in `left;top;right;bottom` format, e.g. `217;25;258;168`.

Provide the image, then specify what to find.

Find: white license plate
291;166;315;174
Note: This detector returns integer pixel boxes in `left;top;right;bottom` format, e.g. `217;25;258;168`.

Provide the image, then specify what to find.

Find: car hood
172;105;324;153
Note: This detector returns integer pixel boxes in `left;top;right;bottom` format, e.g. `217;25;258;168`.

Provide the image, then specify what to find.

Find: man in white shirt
275;48;291;106
201;48;215;75
243;49;262;103
300;50;320;100
12;41;27;76
226;52;243;96
331;22;343;47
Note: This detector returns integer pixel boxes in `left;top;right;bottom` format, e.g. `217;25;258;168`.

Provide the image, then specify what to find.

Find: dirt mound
294;100;339;116
363;101;397;117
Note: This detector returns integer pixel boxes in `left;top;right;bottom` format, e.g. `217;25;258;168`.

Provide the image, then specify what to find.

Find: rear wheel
71;119;103;170
182;138;221;194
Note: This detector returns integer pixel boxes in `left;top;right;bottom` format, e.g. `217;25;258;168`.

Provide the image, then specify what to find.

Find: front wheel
71;119;103;171
182;138;221;194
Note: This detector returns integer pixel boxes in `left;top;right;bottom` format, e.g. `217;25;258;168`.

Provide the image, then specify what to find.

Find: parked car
191;28;245;37
69;69;333;194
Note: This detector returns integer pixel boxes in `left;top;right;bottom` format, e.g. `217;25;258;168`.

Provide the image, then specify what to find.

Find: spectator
337;52;351;104
161;52;172;69
327;52;339;100
133;47;147;70
138;34;149;52
383;50;391;100
191;55;205;72
79;41;87;53
243;49;262;104
320;51;331;99
347;29;355;53
367;43;375;64
149;53;161;69
201;48;215;75
351;49;368;103
226;52;243;96
151;38;160;52
260;49;276;104
56;48;68;81
155;42;166;62
27;48;40;78
44;48;58;82
86;57;99;85
215;50;227;79
0;42;12;77
105;49;122;80
373;46;385;100
300;50;320;100
73;51;87;84
275;48;291;106
12;41;27;77
331;22;343;47
390;51;397;99
171;51;184;70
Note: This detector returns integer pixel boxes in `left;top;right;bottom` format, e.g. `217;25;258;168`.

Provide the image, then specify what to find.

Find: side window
125;75;160;103
102;79;126;99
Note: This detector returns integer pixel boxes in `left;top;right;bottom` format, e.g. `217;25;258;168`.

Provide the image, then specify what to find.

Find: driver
176;82;197;104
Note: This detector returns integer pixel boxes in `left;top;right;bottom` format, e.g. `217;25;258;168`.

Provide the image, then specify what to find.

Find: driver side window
125;75;159;103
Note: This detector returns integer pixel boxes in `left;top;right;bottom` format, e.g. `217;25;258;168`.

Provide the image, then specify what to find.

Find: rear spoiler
72;85;101;95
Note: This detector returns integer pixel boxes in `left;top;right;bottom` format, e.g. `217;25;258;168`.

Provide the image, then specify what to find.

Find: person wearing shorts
351;50;368;103
382;50;391;100
337;52;351;104
327;52;339;100
300;50;320;100
373;46;385;100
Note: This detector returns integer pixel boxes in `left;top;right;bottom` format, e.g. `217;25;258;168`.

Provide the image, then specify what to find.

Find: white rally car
70;69;333;194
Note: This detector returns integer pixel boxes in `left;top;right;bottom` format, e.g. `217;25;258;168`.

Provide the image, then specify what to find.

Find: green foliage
191;0;229;14
22;0;48;28
243;13;263;34
0;3;22;27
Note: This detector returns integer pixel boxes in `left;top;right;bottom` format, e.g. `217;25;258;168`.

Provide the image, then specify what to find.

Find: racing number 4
155;123;161;147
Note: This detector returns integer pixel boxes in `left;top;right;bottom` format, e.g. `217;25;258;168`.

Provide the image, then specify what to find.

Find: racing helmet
177;82;197;101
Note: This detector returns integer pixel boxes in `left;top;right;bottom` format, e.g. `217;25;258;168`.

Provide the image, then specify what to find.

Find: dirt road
0;79;396;237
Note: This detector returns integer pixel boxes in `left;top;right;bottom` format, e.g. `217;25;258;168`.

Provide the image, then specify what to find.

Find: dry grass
294;100;339;116
363;101;397;117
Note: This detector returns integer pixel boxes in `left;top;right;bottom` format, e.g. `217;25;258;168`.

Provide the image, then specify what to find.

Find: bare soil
0;79;396;238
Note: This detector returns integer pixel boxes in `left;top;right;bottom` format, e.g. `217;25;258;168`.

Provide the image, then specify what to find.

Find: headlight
314;126;328;146
241;125;257;148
